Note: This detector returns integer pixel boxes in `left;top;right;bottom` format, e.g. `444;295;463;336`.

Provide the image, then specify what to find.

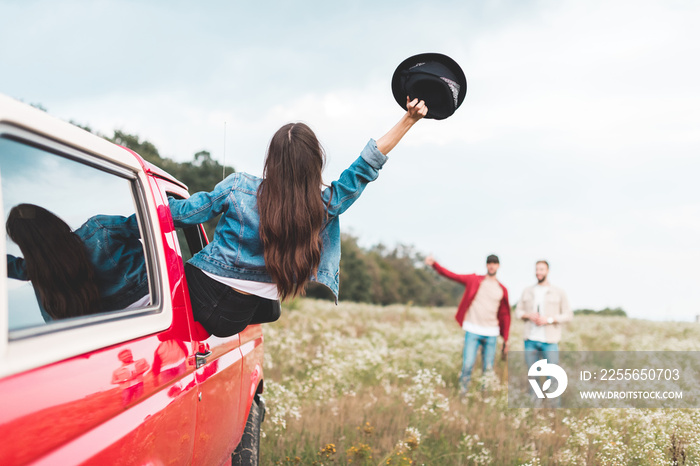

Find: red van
0;94;265;465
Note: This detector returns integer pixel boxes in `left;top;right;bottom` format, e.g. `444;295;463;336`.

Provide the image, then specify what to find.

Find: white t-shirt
202;270;279;300
528;285;549;342
125;294;152;310
462;321;501;337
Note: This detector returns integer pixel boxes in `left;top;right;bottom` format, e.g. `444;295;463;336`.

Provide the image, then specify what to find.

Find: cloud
3;0;699;320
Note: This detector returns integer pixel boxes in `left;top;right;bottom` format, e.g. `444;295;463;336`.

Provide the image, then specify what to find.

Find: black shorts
185;263;281;337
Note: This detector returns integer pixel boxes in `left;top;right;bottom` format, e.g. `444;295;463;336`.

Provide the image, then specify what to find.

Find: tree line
306;235;464;306
68;124;235;236
573;307;627;317
108;130;235;197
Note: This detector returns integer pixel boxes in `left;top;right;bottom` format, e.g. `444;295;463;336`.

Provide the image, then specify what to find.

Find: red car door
151;175;246;466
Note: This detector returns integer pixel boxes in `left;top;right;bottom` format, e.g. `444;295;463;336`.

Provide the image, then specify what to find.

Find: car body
0;94;265;465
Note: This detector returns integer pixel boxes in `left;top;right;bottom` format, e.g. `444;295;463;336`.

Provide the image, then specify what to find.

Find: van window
176;227;206;262
0;136;153;332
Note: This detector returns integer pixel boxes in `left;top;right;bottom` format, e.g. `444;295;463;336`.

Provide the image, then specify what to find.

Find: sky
2;0;699;321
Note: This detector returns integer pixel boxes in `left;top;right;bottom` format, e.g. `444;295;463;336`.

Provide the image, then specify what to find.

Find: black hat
391;52;467;120
486;254;500;264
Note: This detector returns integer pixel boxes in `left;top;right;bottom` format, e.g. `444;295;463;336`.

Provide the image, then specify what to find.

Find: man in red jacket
425;254;511;395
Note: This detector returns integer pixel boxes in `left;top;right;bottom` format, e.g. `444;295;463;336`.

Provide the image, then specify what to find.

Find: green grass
260;299;700;465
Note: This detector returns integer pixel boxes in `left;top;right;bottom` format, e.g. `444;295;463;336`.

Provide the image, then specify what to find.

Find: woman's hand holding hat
406;96;428;121
376;98;428;155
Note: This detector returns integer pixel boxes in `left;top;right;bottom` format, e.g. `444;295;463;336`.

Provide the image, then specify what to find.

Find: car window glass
0;136;153;332
176;228;194;262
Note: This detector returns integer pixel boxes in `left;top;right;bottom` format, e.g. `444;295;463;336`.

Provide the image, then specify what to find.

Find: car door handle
195;349;212;369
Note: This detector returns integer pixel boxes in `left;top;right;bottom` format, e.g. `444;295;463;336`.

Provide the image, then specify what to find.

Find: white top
528;284;549;342
202;270;279;300
125;294;152;310
463;321;500;337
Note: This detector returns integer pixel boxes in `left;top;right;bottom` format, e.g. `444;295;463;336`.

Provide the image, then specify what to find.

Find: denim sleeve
7;254;28;281
322;139;388;218
77;214;141;240
169;177;235;226
103;214;141;238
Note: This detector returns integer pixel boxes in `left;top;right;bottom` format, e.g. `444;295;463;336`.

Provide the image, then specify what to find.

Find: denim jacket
7;213;149;316
169;139;388;300
77;214;149;310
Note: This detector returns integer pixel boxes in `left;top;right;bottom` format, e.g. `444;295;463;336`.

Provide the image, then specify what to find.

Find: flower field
260;299;700;465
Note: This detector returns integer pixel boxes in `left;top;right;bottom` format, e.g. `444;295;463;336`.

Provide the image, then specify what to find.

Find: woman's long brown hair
258;123;327;300
6;204;101;319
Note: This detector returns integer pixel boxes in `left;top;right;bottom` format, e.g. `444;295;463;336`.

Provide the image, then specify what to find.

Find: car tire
232;396;263;465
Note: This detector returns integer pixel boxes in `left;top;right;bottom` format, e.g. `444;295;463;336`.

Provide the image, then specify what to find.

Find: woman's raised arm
376;97;428;155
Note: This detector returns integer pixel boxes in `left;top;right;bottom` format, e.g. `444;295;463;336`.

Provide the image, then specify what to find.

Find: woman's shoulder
224;172;262;194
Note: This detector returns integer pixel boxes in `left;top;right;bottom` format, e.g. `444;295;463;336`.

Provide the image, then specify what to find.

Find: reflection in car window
0;136;152;331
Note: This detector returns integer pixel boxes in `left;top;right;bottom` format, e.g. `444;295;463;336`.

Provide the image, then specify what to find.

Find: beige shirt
464;278;503;334
515;284;572;343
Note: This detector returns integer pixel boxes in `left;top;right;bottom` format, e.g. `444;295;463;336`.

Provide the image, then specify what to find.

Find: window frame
0;123;173;378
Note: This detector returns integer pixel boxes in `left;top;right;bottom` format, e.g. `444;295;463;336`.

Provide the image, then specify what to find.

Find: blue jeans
460;331;497;391
524;339;559;368
525;339;560;405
